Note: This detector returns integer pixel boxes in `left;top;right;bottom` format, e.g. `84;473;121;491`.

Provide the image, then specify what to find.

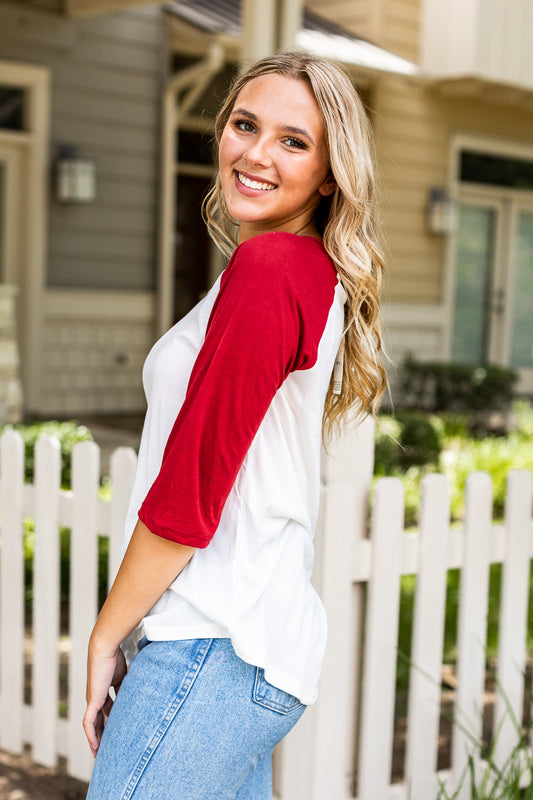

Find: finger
83;706;101;756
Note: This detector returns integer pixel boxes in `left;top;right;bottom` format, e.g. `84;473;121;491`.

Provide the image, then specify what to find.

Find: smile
236;172;276;191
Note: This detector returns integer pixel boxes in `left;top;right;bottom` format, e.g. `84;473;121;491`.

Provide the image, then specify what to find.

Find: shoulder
227;232;337;293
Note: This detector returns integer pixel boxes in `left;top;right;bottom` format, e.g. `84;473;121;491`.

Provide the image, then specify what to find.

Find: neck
238;219;320;245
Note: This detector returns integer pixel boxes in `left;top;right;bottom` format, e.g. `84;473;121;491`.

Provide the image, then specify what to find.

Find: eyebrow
230;107;315;145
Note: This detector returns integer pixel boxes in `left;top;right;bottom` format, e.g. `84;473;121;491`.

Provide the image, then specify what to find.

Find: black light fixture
55;145;96;203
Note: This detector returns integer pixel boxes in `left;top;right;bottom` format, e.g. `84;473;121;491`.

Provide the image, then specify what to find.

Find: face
218;73;335;241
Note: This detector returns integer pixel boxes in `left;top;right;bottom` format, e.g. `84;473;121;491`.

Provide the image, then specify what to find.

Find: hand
83;639;127;757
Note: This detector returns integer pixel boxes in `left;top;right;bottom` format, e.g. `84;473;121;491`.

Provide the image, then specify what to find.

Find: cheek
294;159;329;194
219;130;241;169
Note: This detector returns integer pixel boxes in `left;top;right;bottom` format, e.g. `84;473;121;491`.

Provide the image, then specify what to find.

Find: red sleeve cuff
138;506;210;549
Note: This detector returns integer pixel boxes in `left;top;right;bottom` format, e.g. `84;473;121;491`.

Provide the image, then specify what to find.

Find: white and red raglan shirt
122;231;347;706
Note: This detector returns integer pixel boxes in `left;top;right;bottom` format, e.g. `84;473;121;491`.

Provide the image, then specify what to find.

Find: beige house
1;0;532;421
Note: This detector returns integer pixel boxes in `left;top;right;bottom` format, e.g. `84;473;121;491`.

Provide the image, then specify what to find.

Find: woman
84;51;386;800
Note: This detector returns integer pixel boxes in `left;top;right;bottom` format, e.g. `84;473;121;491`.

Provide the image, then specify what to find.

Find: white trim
0;130;33;146
0;60;50;414
381;303;448;367
382;303;448;328
44;290;155;320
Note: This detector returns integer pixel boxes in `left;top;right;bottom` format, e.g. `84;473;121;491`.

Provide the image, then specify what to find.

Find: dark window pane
460;150;533;189
0;86;24;131
174;174;211;321
178;129;215;165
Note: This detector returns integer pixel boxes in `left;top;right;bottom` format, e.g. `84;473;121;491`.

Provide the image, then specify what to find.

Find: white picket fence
0;419;532;799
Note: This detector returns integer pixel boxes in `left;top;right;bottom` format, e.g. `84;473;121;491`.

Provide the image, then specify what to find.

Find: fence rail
0;421;532;799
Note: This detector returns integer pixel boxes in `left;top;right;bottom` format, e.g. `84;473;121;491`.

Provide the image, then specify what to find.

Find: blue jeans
86;638;306;800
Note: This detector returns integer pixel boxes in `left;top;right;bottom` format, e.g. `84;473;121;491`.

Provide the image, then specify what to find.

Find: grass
435;688;533;799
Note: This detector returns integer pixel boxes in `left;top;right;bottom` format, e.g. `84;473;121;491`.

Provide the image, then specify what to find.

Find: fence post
493;470;532;770
276;416;375;800
406;474;451;800
68;440;100;783
357;475;404;800
32;435;62;767
0;430;25;754
451;472;492;799
109;447;137;588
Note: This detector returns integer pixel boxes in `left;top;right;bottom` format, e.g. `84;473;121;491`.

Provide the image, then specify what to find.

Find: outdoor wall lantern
55;145;96;203
426;187;456;235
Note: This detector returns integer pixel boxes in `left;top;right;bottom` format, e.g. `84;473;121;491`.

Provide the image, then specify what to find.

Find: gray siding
0;1;164;290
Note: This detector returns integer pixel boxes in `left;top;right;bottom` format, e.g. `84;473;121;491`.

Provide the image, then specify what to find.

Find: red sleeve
138;233;337;547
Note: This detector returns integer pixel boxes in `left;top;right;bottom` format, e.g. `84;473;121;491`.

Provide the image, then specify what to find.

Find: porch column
241;0;277;62
241;0;303;62
278;0;303;51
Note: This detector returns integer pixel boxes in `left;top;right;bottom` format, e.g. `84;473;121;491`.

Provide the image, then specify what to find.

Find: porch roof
164;0;419;78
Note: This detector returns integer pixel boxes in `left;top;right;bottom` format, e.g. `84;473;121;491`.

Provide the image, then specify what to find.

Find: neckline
238;231;324;247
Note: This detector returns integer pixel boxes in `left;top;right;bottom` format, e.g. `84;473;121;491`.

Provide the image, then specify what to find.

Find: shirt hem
138;507;212;548
141;620;319;707
142;620;231;642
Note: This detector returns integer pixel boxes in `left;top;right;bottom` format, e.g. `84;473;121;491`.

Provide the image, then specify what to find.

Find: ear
318;172;336;197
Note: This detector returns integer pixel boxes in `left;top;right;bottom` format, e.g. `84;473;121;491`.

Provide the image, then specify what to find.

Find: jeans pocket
252;667;305;715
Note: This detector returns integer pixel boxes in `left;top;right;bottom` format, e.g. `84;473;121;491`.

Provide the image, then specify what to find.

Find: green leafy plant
399;358;518;426
0;420;93;488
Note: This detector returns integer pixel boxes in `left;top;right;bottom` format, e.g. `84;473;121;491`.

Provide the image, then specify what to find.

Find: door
451;192;533;392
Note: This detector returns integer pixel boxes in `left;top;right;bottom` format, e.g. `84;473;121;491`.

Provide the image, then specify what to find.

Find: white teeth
237;172;276;191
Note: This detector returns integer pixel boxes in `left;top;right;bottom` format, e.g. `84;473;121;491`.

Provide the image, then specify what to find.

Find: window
0;86;25;131
460;150;533;190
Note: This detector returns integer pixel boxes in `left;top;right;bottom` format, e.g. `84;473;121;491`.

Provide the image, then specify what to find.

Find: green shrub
0;420;93;488
375;413;442;475
399;358;518;420
374;416;402;474
397;412;442;469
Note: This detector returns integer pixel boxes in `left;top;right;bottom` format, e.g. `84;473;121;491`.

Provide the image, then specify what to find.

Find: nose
244;134;273;168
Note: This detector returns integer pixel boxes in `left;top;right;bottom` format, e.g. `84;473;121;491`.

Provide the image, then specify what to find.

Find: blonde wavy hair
202;51;387;440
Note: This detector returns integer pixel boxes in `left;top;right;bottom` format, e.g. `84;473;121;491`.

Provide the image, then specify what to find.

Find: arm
83;518;195;755
138;236;335;547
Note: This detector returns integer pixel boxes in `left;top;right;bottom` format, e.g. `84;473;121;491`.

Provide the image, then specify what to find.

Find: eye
284;136;308;150
232;118;255;133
